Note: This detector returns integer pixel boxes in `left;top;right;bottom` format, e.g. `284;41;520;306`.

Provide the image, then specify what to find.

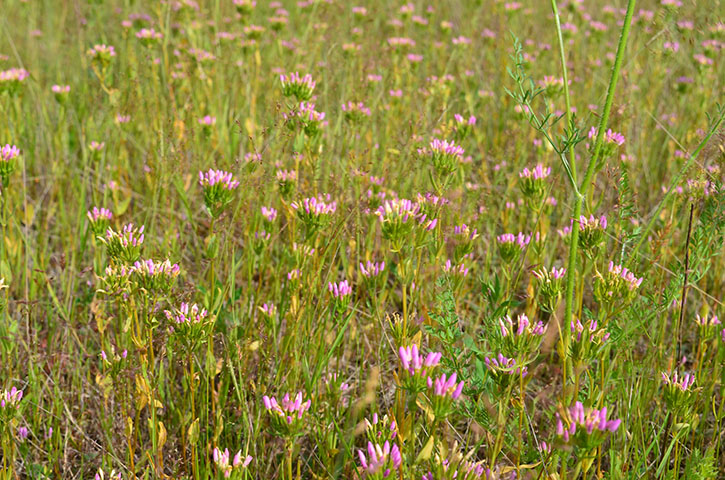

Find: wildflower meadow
1;0;724;478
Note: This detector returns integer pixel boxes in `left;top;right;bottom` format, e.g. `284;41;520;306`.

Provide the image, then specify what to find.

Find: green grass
0;0;724;479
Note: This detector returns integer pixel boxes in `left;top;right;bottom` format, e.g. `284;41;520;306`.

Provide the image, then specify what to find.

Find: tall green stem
550;0;576;184
563;0;637;387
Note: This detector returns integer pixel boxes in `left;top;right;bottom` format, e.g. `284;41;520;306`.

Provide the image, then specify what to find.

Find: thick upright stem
563;0;637;385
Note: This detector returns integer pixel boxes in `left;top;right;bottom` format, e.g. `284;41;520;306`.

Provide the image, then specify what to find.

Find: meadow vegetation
1;0;724;478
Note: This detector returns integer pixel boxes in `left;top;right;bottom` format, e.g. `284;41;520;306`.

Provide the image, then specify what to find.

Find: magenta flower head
569;318;610;364
283;102;327;136
136;28;163;46
453;113;476;139
424;371;464;419
399;344;442;377
199;169;240;218
233;0;256;15
0;386;24;412
328;280;352;298
538;75;567;96
213;446;252;478
374;198;422;251
387;37;416;49
131;258;180;293
532;266;566;312
364;413;397;444
498;314;545;353
360;260;386;279
578;214;607;253
556;401;621;451
485;353;528;388
419;138;465;178
51;84;71;103
291;194;337;238
342;101;372;123
357;441;402;478
102;223;145;264
588;126;625;166
443;259;469;278
165;302;212;350
0;68;30;95
87;44;116;69
450;223;478;261
16;426;29;442
258;302;276;317
429;372;464;399
275;168;297;198
88;141;105;153
198;115;216;127
261;206;278;223
0;144;20;186
263;391;312;436
594;261;642;308
329;279;353;312
496;232;531;263
280;72;316;101
518;164;551;204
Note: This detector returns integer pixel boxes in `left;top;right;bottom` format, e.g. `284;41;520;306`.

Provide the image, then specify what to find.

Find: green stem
563;0;637;388
550;0;576;184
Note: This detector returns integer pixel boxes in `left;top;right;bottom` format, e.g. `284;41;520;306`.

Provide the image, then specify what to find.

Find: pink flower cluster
694;314;720;327
357;441;402;477
556;401;621;441
499;314;545;337
425;138;465;159
136;28;163;41
262;392;311;425
0;68;30;83
571;318;610;343
328;280;352;298
588;126;625;146
484;353;528;377
519;164;551;180
165;302;208;325
87;207;112;222
198;169;240;190
1;144;20;162
280;72;316;98
608;261;643;290
342;101;371;116
0;386;23;409
359;260;385;277
291;195;337;216
443;259;469;277
532;266;566;281
106;223;145;248
661;371;695;392
261;206;278;222
428;372;464;399
52;85;71;94
398;344;441;376
132;258;180;279
496;232;531;248
87;44;116;58
212;447;252;478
